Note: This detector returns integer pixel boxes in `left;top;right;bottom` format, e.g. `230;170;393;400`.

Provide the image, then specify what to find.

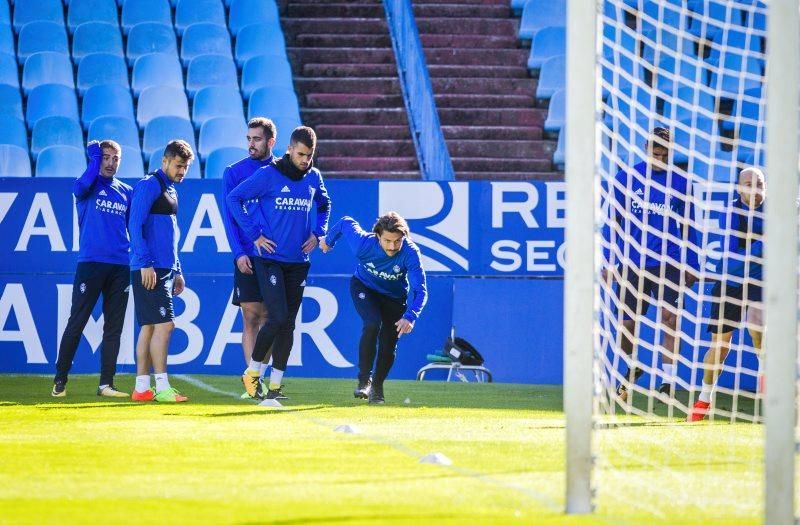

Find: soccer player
221;118;275;387
319;213;427;404
227;126;331;401
52;140;133;398
688;167;765;422
128;140;194;403
602;127;700;402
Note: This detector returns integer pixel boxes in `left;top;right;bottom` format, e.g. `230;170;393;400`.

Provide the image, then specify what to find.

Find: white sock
135;375;151;393
269;368;284;390
247;359;261;375
661;364;676;384
154;373;170;393
698;381;714;403
98;384;109;391
259;362;269;378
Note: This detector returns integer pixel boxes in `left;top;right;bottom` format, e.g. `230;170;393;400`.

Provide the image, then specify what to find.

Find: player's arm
129;179;159;289
226;168;275;255
322;216;370;253
313;174;332;238
73;141;102;199
397;246;428;336
220;166;249;261
679;177;701;286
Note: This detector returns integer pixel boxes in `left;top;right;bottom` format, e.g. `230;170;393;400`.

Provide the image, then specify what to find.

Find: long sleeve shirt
326;216;428;322
221;155;273;260
128;170;182;273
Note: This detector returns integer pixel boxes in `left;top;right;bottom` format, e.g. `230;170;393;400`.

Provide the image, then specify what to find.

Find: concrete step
317;156;419;171
325;171;421;180
302;63;398;77
291;33;392;48
305;93;404;108
451;157;553;172
455;171;563;181
412;0;510;5
302;108;409;126
317;139;415;157
447;139;554;158
422;48;528;67
435;94;533;108
288;47;395;65
288;0;381;3
294;77;400;95
412;3;511;18
438;108;545;127
420;33;520;49
281;18;388;35
427;64;530;78
286;3;384;17
431;76;537;95
315;124;411;140
442;125;541;140
416;17;518;35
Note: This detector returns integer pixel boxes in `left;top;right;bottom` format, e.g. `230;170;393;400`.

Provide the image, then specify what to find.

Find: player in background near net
129;140;194;403
602;127;700;402
688;167;765;422
227;126;331;401
52;140;132;398
221;118;275;395
319;213;428;404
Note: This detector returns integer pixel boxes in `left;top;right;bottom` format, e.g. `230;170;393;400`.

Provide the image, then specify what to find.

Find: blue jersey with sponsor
720;198;764;284
226;163;331;263
73;153;132;266
605;161;700;270
221;155;273;260
129;170;182;273
326;216;428;322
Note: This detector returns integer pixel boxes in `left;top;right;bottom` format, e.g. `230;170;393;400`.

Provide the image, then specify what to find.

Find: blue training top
226;160;331;264
720;197;764;285
326;216;428;322
221;155;273;260
74;144;132;266
128;169;182;273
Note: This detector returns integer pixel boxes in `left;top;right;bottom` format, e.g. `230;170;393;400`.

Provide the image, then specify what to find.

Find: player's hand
302;233;318;254
319;236;332;253
254;235;276;256
86;140;102;159
173;273;185;296
141;267;157;290
395;318;414;337
236;255;253;274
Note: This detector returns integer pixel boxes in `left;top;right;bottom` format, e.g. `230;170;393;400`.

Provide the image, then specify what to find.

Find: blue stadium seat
0;144;32;177
23;52;74;95
229;0;280;36
142;115;196;159
82;84;136;129
116;145;145;179
708;55;763;98
13;0;63;32
126;22;178;66
186;54;238;99
131;53;183;97
67;0;118;33
31;116;84;159
148;149;201;178
175;0;225;36
247;86;299;121
77;53;128;95
654;56;707;94
0;116;30;150
73;22;124;63
707;28;764;64
519;0;565;41
0;53;19;88
741;149;765;168
603;88;655;130
673;116;715;163
0;85;24;119
192;86;244;130
198;116;247;160
136;85;190;128
663;87;716;122
535;54;565;101
553;129;564;170
87;115;140;149
510;0;527;14
181;23;232;66
0;24;13;56
121;0;172;35
235;23;287;67
543;89;565;134
204;146;247;179
26;84;79;130
690;148;740;183
641;28;696;64
527;26;565;70
18;21;69;61
640;0;684;33
241;55;294;100
36;145;85;177
0;1;8;25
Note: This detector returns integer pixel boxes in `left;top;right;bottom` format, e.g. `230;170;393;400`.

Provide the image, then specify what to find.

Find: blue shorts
232;258;262;306
131;268;175;325
707;281;763;334
616;264;682;320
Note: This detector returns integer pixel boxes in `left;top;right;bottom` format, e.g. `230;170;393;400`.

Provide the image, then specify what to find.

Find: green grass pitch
0;375;762;524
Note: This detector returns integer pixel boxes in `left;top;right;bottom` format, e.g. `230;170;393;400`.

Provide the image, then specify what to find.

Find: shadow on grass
239;512;461;525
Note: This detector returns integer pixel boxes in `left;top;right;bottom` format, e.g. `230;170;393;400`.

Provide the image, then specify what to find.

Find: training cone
334;424;361;434
259;398;283;408
419;453;452;466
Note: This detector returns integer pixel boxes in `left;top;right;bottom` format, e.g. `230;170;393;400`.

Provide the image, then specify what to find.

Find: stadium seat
116;145;146;179
36;145;85;177
640;0;684;33
26;84;79;130
31;116;84;159
527;26;565;71
663;87;716;122
148;149;202;178
259;111;301;155
82;84;136;129
0;85;24;119
136;85;190;128
192;86;245;130
121;0;172;35
88;115;141;149
553;129;564;170
67;0;118;33
247;86;300;122
13;0;63;32
126;23;178;66
181;23;232;66
142;116;196;159
654;56;707;94
708;55;763;98
543;89;565;134
0;116;30;150
22;52;74;95
535;54;565;101
0;144;32;177
673;116;715;163
186;54;238;99
690;148;740;182
175;0;225;36
519;0;565;41
0;1;8;25
204;146;247;179
235;23;287;67
241;55;294;100
72;22;124;63
229;0;280;36
0;53;19;88
198;116;247;160
18;21;69;61
77;53;129;95
0;24;13;56
131;53;183;97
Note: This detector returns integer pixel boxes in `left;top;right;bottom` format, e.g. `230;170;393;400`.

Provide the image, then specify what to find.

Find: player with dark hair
320;212;427;403
227;126;331;401
52;140;133;398
128;140;194;403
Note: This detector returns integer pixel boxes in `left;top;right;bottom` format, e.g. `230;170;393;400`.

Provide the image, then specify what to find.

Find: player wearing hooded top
320;213;427;404
227;126;331;401
52;140;133;398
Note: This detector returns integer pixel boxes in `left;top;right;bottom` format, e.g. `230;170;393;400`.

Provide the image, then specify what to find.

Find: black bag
443;337;484;366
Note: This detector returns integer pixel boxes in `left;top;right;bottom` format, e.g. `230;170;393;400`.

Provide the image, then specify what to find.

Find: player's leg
745;299;763;392
133;324;155;401
371;295;407;404
233;261;270;376
97;264;130;397
616;266;650;401
655;264;683;396
350;277;383;399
